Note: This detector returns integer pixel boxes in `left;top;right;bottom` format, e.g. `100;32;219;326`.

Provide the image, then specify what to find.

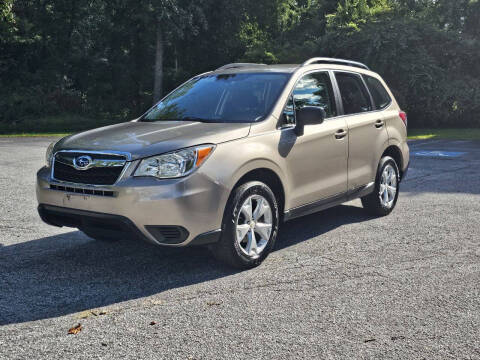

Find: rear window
363;75;391;110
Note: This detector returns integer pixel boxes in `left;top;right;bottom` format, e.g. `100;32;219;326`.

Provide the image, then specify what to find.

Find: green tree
0;0;479;131
150;0;207;102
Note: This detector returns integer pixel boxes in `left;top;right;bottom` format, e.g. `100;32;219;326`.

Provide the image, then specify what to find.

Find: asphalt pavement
0;137;479;359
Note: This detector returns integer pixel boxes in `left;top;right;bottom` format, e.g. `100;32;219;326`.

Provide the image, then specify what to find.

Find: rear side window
364;75;391;110
335;72;372;115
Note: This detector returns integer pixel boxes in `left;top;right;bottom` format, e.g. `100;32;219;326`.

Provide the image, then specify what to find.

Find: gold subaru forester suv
37;57;409;269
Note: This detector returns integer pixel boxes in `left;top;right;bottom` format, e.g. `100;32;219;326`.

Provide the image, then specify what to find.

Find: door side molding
284;182;374;221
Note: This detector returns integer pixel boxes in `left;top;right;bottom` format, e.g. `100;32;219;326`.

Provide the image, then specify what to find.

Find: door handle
335;129;348;139
375;120;385;128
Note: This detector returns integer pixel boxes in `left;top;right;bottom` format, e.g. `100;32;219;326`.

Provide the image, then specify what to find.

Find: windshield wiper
181;116;213;122
141;116;220;123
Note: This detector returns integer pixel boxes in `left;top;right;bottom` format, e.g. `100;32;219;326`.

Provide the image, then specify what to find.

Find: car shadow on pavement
0;204;371;326
276;204;373;250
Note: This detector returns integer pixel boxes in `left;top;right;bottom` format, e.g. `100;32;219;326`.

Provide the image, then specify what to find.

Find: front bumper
36;165;228;246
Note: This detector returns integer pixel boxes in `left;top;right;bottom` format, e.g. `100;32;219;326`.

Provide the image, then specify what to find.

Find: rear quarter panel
378;78;409;171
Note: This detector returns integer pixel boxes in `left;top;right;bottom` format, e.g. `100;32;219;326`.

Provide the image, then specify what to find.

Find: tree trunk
174;46;178;73
153;23;164;103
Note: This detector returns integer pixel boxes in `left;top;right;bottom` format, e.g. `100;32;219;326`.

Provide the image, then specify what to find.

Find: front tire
361;156;400;216
211;181;279;269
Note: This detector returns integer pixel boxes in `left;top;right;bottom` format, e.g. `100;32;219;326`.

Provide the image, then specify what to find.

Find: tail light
399;111;407;127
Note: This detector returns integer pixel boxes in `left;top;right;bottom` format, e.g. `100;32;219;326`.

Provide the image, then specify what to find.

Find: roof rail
302;57;370;70
216;63;267;71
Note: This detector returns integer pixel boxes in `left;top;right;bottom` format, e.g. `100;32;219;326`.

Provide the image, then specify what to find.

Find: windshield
142;73;291;123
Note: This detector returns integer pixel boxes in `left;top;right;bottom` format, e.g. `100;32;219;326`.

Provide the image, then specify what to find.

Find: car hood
55;120;251;160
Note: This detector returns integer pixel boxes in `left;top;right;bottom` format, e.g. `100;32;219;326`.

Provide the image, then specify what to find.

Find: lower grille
50;184;115;197
38;204;147;242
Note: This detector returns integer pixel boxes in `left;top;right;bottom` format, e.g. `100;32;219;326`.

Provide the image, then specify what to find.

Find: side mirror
294;106;326;136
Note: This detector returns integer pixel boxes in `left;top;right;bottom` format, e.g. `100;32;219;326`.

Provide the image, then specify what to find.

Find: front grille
53;152;126;185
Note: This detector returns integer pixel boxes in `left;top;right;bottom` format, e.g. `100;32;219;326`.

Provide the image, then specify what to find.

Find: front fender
199;134;291;212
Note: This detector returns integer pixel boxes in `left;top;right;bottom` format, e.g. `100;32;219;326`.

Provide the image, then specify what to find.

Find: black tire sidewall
222;181;279;268
374;156;400;215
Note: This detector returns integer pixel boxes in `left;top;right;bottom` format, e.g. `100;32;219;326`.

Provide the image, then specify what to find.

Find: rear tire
211;181;279;269
361;156;400;216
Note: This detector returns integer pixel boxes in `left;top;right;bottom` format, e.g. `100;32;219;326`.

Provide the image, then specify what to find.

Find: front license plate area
62;192;93;209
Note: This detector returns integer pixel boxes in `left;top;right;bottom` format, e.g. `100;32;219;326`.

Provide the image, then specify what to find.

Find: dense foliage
0;0;479;131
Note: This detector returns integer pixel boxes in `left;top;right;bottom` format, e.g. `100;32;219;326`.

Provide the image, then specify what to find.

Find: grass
408;128;480;140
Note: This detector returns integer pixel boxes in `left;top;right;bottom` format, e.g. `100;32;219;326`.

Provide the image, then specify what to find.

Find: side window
363;75;391;110
282;71;337;126
293;72;337;118
335;72;372;115
283;95;295;125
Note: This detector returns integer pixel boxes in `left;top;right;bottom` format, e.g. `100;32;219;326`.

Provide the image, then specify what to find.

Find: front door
281;71;348;209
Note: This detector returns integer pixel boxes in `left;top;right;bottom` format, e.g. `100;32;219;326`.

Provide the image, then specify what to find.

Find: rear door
333;71;389;190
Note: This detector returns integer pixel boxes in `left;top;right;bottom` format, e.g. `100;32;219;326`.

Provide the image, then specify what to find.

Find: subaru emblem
74;155;93;170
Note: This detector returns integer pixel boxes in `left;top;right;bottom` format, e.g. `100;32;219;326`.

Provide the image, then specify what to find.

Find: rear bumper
36;165;227;246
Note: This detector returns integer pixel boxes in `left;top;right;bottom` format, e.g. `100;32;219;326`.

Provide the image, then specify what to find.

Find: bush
0;113;119;134
315;16;480;128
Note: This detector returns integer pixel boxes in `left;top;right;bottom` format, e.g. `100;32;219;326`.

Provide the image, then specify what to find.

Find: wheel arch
230;166;286;219
381;145;404;180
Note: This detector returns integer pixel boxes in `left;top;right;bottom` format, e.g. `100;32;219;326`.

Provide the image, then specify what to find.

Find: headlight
45;141;56;168
134;145;215;179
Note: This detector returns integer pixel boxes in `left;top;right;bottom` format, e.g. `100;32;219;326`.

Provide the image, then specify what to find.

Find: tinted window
364;75;391;110
335;72;372;115
292;72;337;118
283;94;295;126
143;73;290;123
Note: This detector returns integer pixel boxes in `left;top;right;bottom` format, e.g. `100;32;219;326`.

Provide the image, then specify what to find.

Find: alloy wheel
379;164;397;208
235;195;273;257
